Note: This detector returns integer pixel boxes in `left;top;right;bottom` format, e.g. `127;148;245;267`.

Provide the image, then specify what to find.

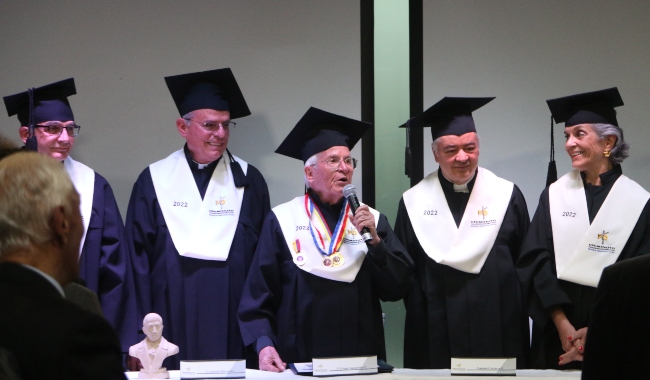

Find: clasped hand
557;319;588;365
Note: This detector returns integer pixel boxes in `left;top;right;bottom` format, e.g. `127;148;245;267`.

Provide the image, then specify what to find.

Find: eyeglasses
35;123;81;137
185;119;236;132
314;157;358;171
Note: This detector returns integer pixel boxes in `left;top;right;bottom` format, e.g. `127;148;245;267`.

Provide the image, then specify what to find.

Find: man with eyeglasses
238;107;412;371
3;78;139;356
394;98;530;369
124;68;270;369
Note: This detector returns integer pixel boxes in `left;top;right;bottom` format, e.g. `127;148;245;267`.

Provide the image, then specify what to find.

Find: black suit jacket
0;262;125;379
582;254;650;379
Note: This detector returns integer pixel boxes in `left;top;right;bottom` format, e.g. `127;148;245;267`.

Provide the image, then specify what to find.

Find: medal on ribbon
304;194;350;268
330;252;345;267
292;239;305;266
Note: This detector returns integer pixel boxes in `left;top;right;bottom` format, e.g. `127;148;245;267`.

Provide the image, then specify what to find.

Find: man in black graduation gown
581;254;650;379
125;68;270;369
3;79;138;353
516;88;650;369
0;152;126;379
238;107;413;371
394;97;530;369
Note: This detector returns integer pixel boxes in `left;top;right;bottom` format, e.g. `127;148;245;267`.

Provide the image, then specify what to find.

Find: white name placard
450;357;516;376
312;356;378;377
180;359;246;379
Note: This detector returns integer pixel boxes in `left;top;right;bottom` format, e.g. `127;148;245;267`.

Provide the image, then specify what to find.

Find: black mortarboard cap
544;88;624;186
275;107;371;162
3;78;76;126
164;68;250;119
403;97;495;141
546;87;623;127
399;97;493;181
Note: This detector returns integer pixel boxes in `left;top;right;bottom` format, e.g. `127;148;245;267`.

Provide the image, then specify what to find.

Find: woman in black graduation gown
516;88;650;369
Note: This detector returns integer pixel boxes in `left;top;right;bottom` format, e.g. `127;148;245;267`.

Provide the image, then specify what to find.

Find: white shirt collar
441;171;476;193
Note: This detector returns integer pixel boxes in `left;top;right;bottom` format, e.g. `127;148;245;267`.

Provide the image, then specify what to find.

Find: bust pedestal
138;369;170;379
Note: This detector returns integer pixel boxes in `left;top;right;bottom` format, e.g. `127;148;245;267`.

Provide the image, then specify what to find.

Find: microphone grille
342;184;356;198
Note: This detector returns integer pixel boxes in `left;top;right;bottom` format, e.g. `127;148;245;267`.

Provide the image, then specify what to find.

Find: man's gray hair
431;133;481;156
590;123;629;165
0;152;76;258
303;153;320;189
182;111;194;126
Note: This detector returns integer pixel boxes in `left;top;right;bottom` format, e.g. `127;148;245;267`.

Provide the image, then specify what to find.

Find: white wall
0;1;361;214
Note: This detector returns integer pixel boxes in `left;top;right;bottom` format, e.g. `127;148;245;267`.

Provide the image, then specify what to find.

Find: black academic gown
395;170;530;369
581;254;650;379
237;192;413;365
78;172;139;353
516;165;650;369
125;148;270;369
0;263;126;380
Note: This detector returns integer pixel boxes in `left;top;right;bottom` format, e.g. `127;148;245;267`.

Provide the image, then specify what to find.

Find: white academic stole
403;167;513;274
64;157;95;257
150;150;247;261
273;195;379;283
550;170;649;287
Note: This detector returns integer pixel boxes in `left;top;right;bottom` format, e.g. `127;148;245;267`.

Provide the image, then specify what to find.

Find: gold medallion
331;252;345;267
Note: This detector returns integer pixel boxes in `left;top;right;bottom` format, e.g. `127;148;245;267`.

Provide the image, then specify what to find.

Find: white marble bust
129;313;179;379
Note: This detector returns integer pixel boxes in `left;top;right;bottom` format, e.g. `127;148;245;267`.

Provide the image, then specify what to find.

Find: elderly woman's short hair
0;152;77;258
590;123;629;165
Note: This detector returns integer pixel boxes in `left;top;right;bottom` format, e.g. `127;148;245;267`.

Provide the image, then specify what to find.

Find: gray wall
421;0;650;216
0;1;362;214
2;0;650;368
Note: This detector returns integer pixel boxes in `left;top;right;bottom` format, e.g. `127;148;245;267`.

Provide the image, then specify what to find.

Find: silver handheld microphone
342;184;373;243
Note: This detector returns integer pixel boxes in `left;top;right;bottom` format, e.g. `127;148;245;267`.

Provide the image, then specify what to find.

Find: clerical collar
439;169;476;193
183;144;221;170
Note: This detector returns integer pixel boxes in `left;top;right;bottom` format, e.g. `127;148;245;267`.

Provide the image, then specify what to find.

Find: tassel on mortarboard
24;88;38;151
545;115;557;187
405;120;412;178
